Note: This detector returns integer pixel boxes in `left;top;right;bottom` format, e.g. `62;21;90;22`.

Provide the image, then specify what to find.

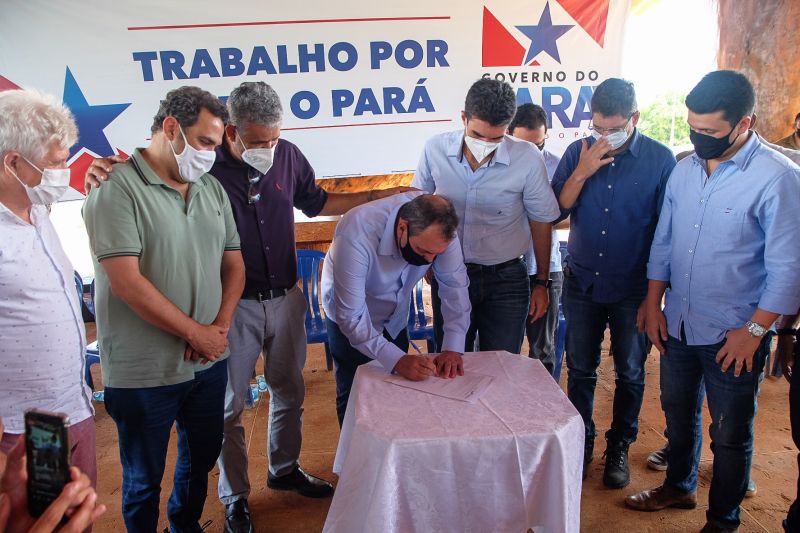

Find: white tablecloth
323;351;584;533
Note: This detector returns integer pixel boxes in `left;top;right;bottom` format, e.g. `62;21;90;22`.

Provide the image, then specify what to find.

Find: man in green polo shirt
83;86;245;533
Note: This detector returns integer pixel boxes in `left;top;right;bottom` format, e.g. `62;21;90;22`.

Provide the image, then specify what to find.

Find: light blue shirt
321;192;471;371
524;147;562;275
647;132;800;345
412;130;560;265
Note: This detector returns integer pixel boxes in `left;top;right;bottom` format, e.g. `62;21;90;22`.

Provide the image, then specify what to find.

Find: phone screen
25;410;70;517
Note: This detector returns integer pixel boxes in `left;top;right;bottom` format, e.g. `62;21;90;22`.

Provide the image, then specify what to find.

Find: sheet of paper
384;371;494;403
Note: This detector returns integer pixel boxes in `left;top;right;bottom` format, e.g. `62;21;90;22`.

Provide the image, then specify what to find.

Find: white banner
0;0;629;191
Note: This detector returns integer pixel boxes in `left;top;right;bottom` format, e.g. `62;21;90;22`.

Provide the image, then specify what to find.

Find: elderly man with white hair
0;90;95;483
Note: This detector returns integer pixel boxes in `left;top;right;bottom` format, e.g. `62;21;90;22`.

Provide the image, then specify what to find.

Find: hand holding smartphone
24;410;71;518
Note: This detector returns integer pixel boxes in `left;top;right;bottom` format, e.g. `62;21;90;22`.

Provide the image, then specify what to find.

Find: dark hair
464;78;517;126
151;86;229;134
398;194;459;241
508;103;548;133
591;78;637;118
685;70;755;126
795;112;800;121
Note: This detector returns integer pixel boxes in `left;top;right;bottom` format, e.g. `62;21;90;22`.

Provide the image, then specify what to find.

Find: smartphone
24;409;71;517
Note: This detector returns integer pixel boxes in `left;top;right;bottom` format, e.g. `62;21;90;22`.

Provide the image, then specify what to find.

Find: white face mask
238;136;275;175
169;125;216;183
464;134;501;162
5;157;71;205
591;126;631;150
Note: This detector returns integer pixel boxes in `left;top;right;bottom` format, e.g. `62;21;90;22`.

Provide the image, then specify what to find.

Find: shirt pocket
709;206;745;242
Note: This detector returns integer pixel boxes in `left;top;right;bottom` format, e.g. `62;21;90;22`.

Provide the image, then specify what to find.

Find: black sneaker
647;445;669;471
267;466;334;498
583;437;595;480
224;499;255;533
603;440;630;489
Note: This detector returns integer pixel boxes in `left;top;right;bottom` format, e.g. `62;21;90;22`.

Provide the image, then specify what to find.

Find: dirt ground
85;323;795;532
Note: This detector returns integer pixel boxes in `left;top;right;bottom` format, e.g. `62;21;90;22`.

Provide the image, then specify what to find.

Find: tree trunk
716;0;800;143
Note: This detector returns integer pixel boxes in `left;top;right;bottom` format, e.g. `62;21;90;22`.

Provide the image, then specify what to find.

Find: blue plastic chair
84;279;101;390
296;249;333;371
408;279;437;353
553;304;567;382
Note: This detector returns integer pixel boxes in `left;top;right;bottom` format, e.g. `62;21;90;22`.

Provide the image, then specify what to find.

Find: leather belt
465;256;523;272
241;288;290;301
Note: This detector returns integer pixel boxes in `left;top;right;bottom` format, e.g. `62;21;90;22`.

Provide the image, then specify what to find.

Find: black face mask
689;126;738;160
535;141;546;151
396;217;432;266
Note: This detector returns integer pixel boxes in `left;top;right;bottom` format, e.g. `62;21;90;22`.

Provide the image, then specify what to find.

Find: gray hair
0;89;78;162
227;82;283;128
397;194;459;240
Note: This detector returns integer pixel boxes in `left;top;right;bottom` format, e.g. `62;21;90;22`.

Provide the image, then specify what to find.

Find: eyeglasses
247;167;261;204
588;117;632;136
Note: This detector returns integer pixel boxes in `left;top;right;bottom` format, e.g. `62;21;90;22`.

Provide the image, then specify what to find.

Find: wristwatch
745;320;767;338
532;278;553;288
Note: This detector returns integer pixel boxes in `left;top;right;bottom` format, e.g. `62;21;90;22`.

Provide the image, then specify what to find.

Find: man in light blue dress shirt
627;70;800;533
508;103;566;377
413;79;560;356
321;192;471;425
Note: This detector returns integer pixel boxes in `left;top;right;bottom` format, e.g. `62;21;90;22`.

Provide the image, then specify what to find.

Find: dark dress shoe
225;499;255;533
625;484;697;512
267;466;334;498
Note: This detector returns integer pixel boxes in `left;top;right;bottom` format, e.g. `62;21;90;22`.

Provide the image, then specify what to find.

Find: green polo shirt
83;149;240;388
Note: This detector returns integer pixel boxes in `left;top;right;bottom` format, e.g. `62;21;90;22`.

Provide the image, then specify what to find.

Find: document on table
384;371;494;403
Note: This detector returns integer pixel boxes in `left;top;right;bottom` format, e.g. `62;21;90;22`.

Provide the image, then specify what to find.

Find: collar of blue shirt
446;131;512;167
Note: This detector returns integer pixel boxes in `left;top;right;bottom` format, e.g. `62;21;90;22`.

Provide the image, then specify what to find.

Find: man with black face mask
628;70;800;533
321;192;471;425
775;112;800;150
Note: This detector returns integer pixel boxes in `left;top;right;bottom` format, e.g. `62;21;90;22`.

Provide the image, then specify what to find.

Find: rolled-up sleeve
647;177;674;282
522;150;560;223
412;142;436;193
432;236;471;352
757;170;800;314
331;237;406;371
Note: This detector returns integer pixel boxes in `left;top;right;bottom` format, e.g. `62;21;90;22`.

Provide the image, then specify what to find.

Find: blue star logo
62;67;130;158
516;2;574;65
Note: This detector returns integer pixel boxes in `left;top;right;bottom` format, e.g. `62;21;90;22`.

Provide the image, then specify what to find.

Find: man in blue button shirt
551;78;676;488
321;192;471;425
414;79;560;356
626;70;800;533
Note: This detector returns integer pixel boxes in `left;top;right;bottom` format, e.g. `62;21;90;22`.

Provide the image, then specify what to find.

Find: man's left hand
528;286;549;323
715;326;763;377
433;351;464;378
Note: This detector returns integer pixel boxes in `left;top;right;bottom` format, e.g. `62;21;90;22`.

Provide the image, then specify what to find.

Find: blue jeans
326;318;408;426
562;274;649;444
432;258;530;353
104;360;228;533
526;271;564;376
661;334;770;530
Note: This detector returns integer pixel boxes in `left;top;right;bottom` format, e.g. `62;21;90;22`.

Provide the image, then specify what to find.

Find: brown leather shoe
625;484;697;511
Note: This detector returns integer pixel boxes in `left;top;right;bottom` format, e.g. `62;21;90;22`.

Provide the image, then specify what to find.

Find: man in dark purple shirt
85;81;410;533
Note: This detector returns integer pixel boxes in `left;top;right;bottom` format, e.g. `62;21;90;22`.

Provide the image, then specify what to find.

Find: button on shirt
647;132;800;345
552;130;676;303
524;147;563;275
212;140;327;293
0;204;93;433
412;130;560;265
321;192;471;371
